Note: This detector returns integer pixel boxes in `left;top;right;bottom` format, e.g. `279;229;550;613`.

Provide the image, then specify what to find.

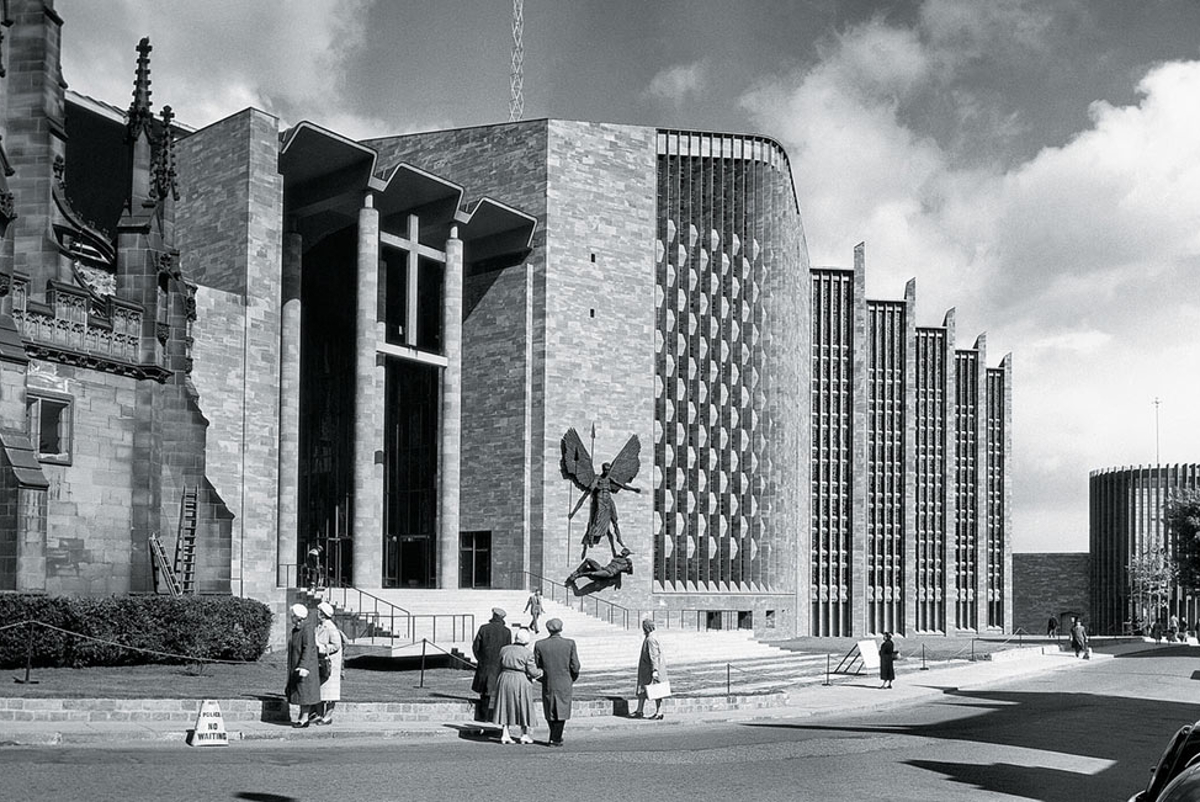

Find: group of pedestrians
473;603;670;746
473;606;580;746
285;602;345;727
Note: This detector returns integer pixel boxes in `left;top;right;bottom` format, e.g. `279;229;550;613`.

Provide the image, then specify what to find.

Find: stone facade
0;2;1015;645
368;121;549;589
1012;552;1090;634
176;108;284;605
0;1;231;598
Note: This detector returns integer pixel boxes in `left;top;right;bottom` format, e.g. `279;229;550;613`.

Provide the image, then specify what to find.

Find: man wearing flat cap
472;607;512;720
534;618;580;747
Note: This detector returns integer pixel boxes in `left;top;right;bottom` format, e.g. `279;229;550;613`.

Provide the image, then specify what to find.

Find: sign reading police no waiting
188;700;229;747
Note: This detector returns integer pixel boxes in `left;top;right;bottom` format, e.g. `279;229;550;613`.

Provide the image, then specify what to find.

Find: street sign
188;700;229;747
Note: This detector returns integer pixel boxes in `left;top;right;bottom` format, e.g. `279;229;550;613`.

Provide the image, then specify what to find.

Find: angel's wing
607;435;641;488
561;427;596;491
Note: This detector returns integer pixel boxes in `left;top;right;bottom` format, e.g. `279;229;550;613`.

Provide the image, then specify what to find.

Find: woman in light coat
634;618;669;719
492;627;543;744
314;601;344;725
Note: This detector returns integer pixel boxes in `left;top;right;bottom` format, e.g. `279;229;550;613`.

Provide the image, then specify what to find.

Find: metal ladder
172;487;199;594
148;533;182;596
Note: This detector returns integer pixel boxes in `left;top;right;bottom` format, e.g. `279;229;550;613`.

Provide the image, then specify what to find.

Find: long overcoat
878;638;897;682
315;619;344;702
637;631;669;691
534;633;580;721
472;618;513;697
287;617;321;706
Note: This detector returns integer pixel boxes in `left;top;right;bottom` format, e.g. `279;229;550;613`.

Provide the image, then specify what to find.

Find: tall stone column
353;196;383;587
278;229;302;585
438;227;463;588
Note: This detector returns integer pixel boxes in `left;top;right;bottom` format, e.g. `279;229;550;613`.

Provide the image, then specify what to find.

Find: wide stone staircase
317;588;793;672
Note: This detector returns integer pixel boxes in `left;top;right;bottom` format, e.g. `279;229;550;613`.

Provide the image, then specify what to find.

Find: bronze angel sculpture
561;428;642;561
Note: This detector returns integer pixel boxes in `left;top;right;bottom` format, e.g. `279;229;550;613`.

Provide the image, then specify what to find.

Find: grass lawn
2;653;479;703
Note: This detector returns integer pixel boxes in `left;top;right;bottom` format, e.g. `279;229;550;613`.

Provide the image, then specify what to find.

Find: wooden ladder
172;487;200;594
148;533;182;597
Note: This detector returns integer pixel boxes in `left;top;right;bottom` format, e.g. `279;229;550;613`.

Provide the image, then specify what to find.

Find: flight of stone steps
327;588;792;671
572;651;838;698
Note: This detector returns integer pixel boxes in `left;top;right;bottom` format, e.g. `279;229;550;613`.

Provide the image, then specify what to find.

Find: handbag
318;654;332;682
645;680;672;700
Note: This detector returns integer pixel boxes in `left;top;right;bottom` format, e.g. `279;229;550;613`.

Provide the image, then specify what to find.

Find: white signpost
189;700;229;747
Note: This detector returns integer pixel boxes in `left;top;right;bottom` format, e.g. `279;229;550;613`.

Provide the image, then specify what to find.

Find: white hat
317;601;335;618
290;603;309;619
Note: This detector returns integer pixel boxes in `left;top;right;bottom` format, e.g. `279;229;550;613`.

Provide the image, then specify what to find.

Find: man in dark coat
534;617;580;747
472;607;512;720
1069;617;1089;657
286;603;321;727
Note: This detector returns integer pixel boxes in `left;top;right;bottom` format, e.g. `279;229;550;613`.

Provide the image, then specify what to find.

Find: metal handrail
511;572;753;633
277;564;475;645
511;570;634;630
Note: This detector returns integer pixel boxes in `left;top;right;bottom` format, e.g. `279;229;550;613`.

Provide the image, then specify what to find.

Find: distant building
1090;464;1200;634
0;1;1013;639
1012;553;1090;635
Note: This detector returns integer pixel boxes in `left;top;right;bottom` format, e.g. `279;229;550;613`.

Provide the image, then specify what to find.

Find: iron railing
511;570;634;629
278;564;475;646
511;572;751;632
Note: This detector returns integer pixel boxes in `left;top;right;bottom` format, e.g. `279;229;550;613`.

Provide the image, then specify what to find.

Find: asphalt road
5;647;1198;802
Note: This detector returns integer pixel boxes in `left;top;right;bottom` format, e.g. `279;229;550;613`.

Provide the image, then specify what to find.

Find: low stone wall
0;691;791;724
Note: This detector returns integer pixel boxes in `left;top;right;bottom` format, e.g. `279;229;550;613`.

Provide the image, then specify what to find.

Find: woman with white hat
315;601;344;725
492;627;542;744
286;603;321;727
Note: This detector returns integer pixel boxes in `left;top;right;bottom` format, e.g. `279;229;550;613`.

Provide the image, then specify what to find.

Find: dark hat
492;607;507;619
545;618;563;633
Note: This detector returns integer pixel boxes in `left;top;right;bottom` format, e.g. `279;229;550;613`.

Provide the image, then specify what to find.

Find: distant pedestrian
305;545;324;591
286;603;321;727
472;607;512;720
534;617;580;747
493;627;542;744
633;618;669;719
314;601;344;725
879;632;897;689
1046;616;1059;638
1152;621;1163;643
1069;617;1089;658
1169;614;1180;642
525;588;544;634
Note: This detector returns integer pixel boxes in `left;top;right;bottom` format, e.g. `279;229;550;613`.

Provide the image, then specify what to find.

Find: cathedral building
0;1;1011;638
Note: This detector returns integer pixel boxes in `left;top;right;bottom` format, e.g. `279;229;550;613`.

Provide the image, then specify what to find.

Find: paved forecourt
0;646;1101;747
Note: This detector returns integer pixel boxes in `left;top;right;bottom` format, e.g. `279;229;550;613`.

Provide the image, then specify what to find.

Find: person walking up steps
525;588;543;634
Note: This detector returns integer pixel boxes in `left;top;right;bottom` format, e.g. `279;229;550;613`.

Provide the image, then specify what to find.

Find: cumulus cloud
742;5;1200;551
58;0;394;138
643;61;709;105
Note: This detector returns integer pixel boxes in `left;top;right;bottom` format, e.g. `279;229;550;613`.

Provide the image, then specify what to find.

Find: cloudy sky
56;0;1200;553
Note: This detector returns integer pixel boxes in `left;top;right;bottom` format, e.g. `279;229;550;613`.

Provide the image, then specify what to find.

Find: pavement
0;644;1105;747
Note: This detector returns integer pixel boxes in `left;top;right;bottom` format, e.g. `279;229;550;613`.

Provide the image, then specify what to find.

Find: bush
0;594;273;668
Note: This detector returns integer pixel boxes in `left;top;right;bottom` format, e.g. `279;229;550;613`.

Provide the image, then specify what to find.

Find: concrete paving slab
0;648;1099;748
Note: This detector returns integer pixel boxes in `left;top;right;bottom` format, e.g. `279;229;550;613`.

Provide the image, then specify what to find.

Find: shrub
0;594;273;668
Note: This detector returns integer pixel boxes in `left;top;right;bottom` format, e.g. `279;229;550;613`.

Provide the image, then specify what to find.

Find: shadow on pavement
742;687;1200;801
